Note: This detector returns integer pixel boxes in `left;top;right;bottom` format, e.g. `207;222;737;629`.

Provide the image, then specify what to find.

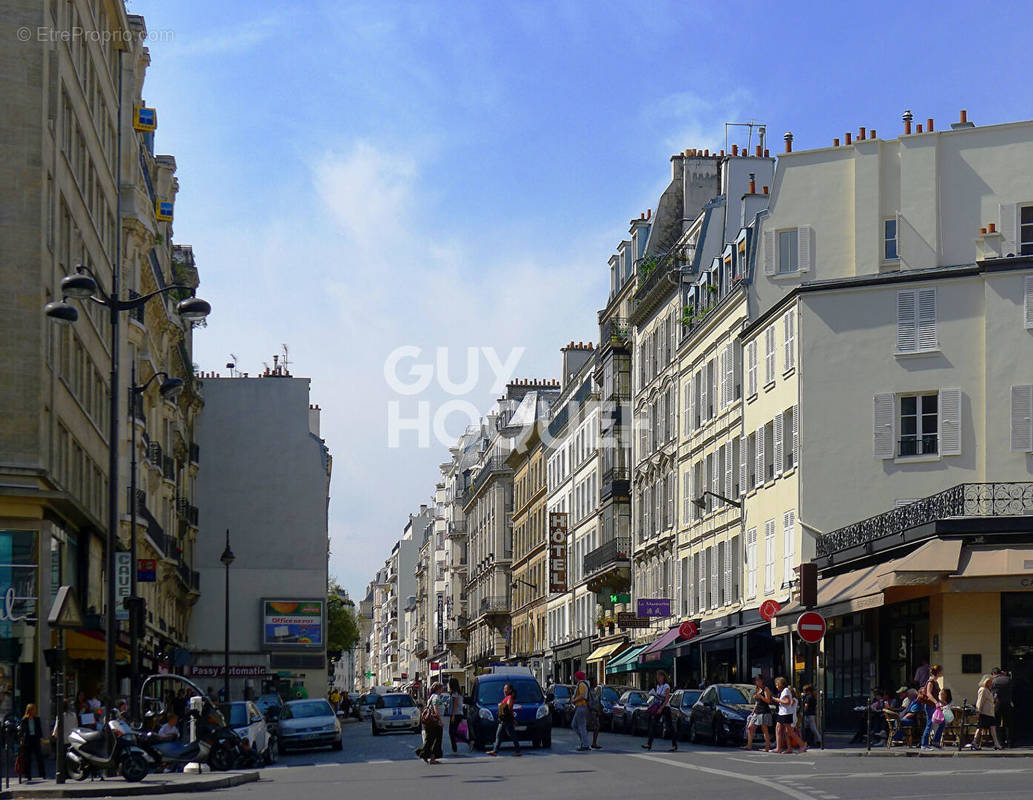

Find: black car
548;684;572;725
686;684;754;746
597;685;629;731
611;689;650;734
668;689;703;740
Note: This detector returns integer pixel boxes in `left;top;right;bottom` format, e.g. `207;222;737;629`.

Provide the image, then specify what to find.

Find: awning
951;545;1033;578
702;620;770;644
60;629;130;663
586;641;625;663
639;626;681;664
605;644;647;674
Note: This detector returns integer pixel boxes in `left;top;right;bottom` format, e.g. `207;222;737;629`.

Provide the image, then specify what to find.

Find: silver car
278;699;343;753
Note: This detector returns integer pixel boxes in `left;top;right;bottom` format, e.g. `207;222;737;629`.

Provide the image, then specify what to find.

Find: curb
0;770;260;799
854;749;1033;758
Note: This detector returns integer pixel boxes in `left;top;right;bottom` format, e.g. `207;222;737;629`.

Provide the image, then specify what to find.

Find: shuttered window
783;309;795;370
746;527;758;599
763;519;776;594
747;341;758;397
682;470;692;522
783;510;796;586
755;426;765;487
773;412;784;477
873;393;896;459
897;288;937;353
765;325;776;384
1013;385;1033;452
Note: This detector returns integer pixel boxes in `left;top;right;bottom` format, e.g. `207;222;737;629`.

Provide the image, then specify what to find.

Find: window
884;218;898;260
1021;206;1033;256
896;288;937;353
747;341;757;397
783;510;795;586
778;229;799;273
764;326;776;384
763;520;776;593
784;406;797;471
783;310;795;371
899;394;938;456
764;421;775;480
1013;386;1033;452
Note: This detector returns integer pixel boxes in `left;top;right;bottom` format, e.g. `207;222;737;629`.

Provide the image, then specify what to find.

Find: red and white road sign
759;599;782;622
796;611;827;643
678;620;698;640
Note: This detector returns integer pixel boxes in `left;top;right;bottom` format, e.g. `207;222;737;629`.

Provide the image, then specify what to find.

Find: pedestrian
586;677;603;750
919;664;944;750
486;683;521;757
743;675;773;752
642;669;676;752
340;691;352;718
914;658;931;690
891;689;921;745
800;685;821;747
991;667;1013;748
966;675;1002;750
18;703;46;781
571;670;591;751
773;678;807;754
927;687;952;749
446;678;464;755
416;681;444;764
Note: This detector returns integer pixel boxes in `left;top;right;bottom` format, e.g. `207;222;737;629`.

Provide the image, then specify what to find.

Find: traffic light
798;562;817;608
123;596;146;634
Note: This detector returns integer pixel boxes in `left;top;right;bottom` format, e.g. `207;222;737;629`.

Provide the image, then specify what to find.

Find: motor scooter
65;712;150;782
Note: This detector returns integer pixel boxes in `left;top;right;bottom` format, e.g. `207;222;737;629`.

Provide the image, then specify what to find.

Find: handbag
941;707;955;725
931;706;944;725
456;719;469;743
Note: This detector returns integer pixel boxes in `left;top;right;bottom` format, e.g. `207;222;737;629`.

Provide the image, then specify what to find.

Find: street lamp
43;263;210;709
126;365;184;718
692;491;743;512
220;530;235;704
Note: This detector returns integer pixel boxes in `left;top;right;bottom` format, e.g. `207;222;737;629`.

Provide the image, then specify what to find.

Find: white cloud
172;16;280;57
646;89;757;156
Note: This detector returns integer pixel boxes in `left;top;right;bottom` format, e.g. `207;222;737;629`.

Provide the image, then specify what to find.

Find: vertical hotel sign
548;512;568;594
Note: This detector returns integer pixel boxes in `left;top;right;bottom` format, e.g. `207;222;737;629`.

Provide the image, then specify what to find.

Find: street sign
115;552;131;620
48;585;84;629
796;611;827;643
138;559;157;582
759;599;782;622
678;620;698;640
617;611;650;629
429;661;439;671
637;598;671;618
610;593;631;604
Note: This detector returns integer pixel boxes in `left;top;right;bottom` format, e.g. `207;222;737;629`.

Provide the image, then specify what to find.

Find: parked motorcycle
65;713;150;782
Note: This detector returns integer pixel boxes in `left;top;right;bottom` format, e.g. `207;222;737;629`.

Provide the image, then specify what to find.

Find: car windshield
285;701;332;719
379;695;415;709
719;686;753;705
221;704;248;727
477;680;544;705
255;696;280;712
551;685;570;698
683;690;702;707
626;692;647;705
601;687;620;704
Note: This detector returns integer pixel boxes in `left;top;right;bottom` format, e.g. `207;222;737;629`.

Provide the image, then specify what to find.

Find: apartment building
413;486;447;684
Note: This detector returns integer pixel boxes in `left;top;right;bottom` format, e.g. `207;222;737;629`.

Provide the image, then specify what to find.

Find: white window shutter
939;388;962;456
747;342;757;396
873;393;896;459
896;290;917;352
682;470;691;520
739;437;748;497
701;364;709;423
917;288;937;351
723;540;732;604
1024;275;1033;329
1000;203;1018;255
774;412;784;476
675;557;683;614
720;348;728;407
725;343;734;406
764;230;776;275
755;425;765;486
684;380;691;431
798;225;812;272
724;443;733;499
792;404;799;469
1012;385;1033;452
669;385;676;440
667;472;675;527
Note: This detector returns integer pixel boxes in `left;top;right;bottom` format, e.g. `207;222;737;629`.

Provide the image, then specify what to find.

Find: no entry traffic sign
759;599;782;622
796;611;827;643
678;620;698;640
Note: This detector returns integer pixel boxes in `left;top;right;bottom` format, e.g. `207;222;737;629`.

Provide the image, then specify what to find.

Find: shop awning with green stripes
604;644;647;674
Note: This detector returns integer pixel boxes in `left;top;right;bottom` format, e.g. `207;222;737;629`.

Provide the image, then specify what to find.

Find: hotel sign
548;512;568;594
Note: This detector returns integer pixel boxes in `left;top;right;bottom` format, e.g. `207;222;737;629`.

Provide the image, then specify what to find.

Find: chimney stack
748;172;756;194
903;109;913;135
858;126;866;140
731;144;739;156
926;118;934;132
783;132;793;153
952;109;975;130
833;138;840;147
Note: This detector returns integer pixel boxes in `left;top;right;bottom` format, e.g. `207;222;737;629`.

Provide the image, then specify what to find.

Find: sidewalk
0;770;259;799
812;732;1033;757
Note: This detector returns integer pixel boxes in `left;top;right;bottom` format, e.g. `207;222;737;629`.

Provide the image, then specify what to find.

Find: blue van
466;671;552;749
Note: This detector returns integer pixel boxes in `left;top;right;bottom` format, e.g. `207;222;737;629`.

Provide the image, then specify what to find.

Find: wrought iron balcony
817;482;1033;558
414;638;428;657
446;519;467;539
444;629;466;644
162;455;175;481
600;317;631;352
584;536;632;576
479;596;510;616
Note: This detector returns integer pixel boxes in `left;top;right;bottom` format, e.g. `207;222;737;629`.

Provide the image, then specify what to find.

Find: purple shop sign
636;598;671;618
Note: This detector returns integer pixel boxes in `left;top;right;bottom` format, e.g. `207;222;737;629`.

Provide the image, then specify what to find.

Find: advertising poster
262;599;324;649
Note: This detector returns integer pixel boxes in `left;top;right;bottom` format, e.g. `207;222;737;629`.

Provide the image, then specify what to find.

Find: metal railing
584;536;632;575
446;519;467;538
444;629;466;644
899;435;938;457
817;482;1033;557
480;596;510;615
469;454;512;498
633;244;693;303
601;317;631;349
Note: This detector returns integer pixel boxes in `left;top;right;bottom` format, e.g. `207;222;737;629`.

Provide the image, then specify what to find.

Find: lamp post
44;264;210;708
127;363;183;719
220;530;235;704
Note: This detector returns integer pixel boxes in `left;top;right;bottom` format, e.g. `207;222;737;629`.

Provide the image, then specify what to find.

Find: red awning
638;626;682;663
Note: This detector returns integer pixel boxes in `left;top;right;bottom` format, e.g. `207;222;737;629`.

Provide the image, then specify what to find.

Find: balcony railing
600;316;631;350
444;629;466;644
817;482;1033;558
584;536;632;576
127;289;145;324
446;519;467;539
899;435;938;458
479;596;510;615
149;441;162;468
468;454;512;499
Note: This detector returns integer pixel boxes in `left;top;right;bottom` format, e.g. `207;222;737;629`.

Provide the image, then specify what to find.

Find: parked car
548;684;572;726
221;701;276;765
686;684;754;746
354;692;381;721
668;689;703;740
466;672;552;750
611;689;650;734
598;685;630;731
254;694;285;735
371;692;420;735
278;699;343;753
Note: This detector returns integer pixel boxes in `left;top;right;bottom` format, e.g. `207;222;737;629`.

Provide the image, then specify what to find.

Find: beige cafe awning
586;641;625;663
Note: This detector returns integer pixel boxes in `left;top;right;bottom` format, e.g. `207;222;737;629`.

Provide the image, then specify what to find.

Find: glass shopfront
1002;593;1033;744
1;530;39;717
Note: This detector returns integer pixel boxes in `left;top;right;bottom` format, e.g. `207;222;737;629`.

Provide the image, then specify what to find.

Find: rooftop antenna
226;354;239;377
281;344;290;374
724;120;767;156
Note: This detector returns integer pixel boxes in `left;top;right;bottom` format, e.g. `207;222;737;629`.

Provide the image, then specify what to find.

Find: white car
371;693;420;735
223;700;277;764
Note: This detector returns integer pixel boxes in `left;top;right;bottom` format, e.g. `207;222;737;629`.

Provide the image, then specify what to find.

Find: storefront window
0;530;38;717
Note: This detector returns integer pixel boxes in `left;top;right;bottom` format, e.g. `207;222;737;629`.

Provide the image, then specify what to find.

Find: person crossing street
642;670;676;752
571;671;591;751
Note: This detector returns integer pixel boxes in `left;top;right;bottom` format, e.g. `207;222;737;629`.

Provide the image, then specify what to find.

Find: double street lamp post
45;264;210;709
220;530;235;704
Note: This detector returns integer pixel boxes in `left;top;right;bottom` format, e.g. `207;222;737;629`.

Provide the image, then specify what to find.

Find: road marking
632;754;818;800
367;759;391;763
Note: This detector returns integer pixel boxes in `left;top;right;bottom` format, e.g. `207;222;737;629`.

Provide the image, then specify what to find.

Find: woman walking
19;704;46;780
773;678;807;754
587;677;603;750
642;669;676;752
743;675;773;752
486;683;521;757
800;685;822;747
966;676;1002;750
919;665;944;750
417;682;445;764
447;678;464;755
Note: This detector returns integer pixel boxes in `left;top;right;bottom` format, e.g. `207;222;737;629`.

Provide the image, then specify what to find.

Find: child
929;688;952;749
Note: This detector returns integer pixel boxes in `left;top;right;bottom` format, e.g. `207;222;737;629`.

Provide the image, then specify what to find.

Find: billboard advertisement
261;599;325;650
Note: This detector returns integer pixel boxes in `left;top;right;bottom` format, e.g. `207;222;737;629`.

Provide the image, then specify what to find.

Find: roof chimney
858;126;866;140
762;186;769;195
748;173;756;194
870;128;876;139
755;145;762;157
903;109;913;135
833;138;840;147
783;132;793;153
952;109;975;130
845;132;852;145
731;144;739;156
926;118;934;132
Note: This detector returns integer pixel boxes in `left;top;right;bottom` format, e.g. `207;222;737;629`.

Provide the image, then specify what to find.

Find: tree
326;581;359;657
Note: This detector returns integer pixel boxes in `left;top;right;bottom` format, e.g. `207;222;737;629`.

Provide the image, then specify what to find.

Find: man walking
571;671;591;752
991;667;1013;748
642;669;676;752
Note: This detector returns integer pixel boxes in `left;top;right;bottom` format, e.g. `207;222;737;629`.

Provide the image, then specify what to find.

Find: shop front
585;639;627;685
1;529;40;719
604;644;647;687
552;636;593;684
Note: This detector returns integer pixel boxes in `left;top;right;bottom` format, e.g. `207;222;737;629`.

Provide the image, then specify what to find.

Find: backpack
587;687;602;713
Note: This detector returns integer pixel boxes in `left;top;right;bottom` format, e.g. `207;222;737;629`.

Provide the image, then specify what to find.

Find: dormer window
777;229;798;273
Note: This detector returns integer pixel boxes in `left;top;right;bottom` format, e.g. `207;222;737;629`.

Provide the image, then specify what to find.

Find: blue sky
133;0;1033;600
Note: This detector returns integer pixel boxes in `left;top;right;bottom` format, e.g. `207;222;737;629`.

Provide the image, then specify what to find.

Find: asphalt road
208;722;1033;800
